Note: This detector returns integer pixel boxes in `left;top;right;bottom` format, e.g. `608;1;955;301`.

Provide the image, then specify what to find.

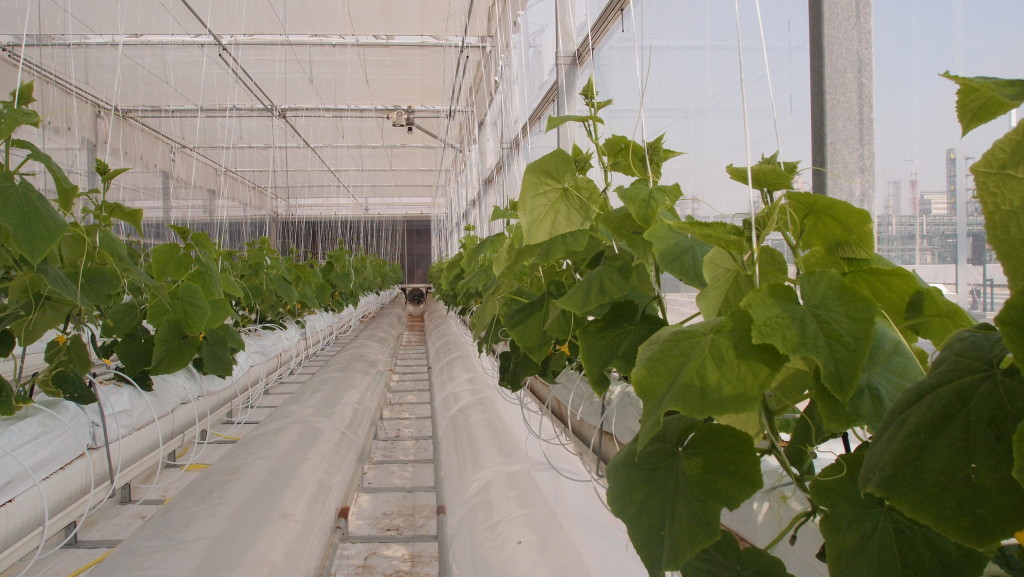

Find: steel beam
2;34;491;49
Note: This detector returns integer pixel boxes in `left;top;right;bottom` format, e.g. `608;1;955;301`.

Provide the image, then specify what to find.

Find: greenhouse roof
1;0;494;217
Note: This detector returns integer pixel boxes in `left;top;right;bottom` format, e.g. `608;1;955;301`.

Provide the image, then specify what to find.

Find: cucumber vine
431;76;1024;577
1;81;403;415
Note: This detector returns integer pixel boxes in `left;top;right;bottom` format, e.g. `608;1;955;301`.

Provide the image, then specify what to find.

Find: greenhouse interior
1;1;1023;576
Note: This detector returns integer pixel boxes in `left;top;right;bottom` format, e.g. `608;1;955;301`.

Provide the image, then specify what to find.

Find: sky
586;0;1023;217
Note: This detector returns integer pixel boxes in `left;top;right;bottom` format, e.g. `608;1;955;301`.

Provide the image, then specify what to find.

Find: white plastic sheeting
547;369;642;444
0;290;397;570
0;399;92;508
424;301;646;577
87;298;406;577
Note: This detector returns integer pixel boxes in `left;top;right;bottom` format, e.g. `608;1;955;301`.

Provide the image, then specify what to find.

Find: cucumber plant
1;81;404;416
431;77;1024;576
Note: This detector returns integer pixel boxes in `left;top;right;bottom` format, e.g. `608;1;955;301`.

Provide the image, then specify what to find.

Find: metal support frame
2;33;492;49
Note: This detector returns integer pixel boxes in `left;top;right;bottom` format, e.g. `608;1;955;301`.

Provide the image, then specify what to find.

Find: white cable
733;0;761;286
0;443;49;577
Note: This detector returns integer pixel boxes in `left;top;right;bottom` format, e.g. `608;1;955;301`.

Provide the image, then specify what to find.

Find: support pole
808;0;875;212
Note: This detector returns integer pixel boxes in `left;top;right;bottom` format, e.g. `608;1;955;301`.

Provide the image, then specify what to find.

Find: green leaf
0;375;15;416
44;334;92;376
545;113;603;132
148;281;209;335
503;295;555;364
785;191;875;259
10;139;80;214
204;298;235;330
697;246;788;319
497;340;541;392
11;300;73;347
814;318;925;432
905;285;975;346
555;252;633;315
0;174;69;265
103;300;141;339
114;329;154;375
577;300;667;395
644;218;711;289
100;166;131;187
0;329;14;357
860;325;1024;549
941;73;1024;136
812;451;988;577
673;219;750;253
972;121;1024;368
603;135;650;180
745;270;877;402
47;368;97;405
76;266;124;307
36;263;92;307
518;148;604;245
103;201;144;234
220;271;243;297
151;318;201;376
195;325;237;377
150;242;192;281
633;309;787;443
617;180;682;228
726;159;797;193
490;204;518;221
601;207;658;268
607;415;763;574
681;531;794;577
0;84;40;141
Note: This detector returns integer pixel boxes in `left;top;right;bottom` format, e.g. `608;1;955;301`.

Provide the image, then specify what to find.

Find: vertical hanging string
733;0;760;287
13;0;33;104
104;0;127;160
626;0;654;187
754;0;782;157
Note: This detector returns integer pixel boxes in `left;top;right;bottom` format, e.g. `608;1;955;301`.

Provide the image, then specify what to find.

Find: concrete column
808;0;875;213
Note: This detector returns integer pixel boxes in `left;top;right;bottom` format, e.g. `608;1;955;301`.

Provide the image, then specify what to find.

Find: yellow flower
1016;530;1024;545
199;332;206;341
555;341;571;356
102;358;113;366
54;334;67;346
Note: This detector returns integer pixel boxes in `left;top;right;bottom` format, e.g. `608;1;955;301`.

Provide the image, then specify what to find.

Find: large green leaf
10;139;80;214
497;340;541;392
644;217;711;289
941;73;1024;136
194;325;238;377
681;531;794;577
102;201;143;234
860;325;1024;549
607;415;763;575
555;252;633;315
577;300;666;395
972;121;1024;368
814;318;925;431
617;180;682;227
46;368;97;405
150;243;192;281
904;285;976;346
151;318;201;376
0;82;40;141
44;334;92;376
633;309;786;444
672;219;750;253
148;281;209;335
518;148;604;245
102;300;142;339
36;263;92;307
503;294;555;364
1014;420;1024;491
0;174;68;265
76;265;124;307
784;191;874;260
114;329;154;375
726;159;798;194
545;113;603;132
698;246;788;320
601;207;657;270
744;270;877;402
812;451;988;577
11;299;72;347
